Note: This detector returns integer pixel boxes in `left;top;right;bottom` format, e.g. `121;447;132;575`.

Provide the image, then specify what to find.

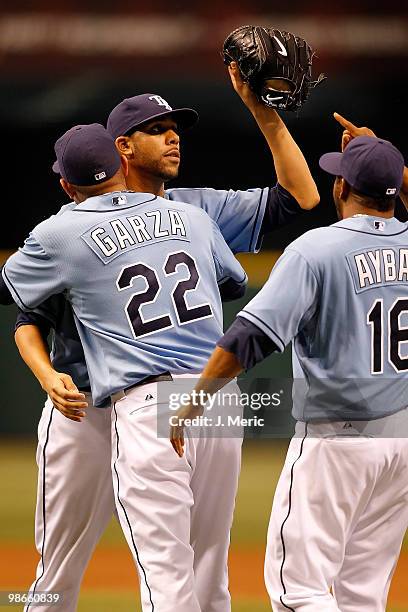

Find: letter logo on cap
148;95;172;111
386;187;397;195
95;171;107;181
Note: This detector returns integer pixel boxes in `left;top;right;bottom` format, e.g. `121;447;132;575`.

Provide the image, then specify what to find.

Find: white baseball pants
265;413;408;612
111;375;243;612
25;397;116;612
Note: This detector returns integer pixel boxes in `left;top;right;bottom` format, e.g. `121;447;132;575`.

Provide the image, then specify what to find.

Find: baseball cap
107;94;198;139
319;136;405;199
52;123;121;186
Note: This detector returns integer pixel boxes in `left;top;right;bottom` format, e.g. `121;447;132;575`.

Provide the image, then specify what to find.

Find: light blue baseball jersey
14;184;297;394
4;192;247;406
166;186;269;253
239;215;408;421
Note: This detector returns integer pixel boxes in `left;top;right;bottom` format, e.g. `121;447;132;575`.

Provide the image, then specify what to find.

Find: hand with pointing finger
333;112;376;138
333;112;376;151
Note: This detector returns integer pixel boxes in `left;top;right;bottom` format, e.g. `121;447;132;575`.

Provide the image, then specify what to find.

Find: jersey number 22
117;250;213;338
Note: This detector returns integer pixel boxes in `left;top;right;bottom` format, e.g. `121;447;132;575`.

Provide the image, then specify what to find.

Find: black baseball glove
222;25;326;111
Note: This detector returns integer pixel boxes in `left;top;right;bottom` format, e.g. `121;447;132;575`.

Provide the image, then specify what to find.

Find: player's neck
341;198;394;220
76;181;128;203
126;173;165;198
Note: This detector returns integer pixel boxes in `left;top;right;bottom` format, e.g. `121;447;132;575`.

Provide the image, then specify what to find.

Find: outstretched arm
170;248;319;456
15;323;88;422
229;63;319;210
169;316;281;456
334;112;408;211
170;345;243;457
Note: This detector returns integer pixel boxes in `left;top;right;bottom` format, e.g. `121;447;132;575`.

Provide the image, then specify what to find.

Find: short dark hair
350;187;396;213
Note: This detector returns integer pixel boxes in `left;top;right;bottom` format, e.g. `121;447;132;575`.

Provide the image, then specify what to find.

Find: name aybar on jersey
84;209;188;261
353;248;408;289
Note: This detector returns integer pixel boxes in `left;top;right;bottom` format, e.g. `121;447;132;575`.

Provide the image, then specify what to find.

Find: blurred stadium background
0;0;407;610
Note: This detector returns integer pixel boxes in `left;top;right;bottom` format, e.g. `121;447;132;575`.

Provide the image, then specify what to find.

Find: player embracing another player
0;26;323;612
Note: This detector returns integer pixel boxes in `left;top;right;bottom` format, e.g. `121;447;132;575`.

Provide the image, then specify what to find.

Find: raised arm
15;320;88;422
229;63;319;210
334;112;408;211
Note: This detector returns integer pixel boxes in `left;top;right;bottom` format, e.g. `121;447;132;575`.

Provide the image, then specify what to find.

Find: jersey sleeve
211;219;248;289
15;308;53;339
238;248;319;351
0;267;14;305
2;233;65;311
14;293;64;337
166;187;269;254
218;316;280;370
261;184;303;234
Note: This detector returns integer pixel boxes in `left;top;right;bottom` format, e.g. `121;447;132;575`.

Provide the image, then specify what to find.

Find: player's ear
60;178;78;202
340;178;350;201
115;136;133;159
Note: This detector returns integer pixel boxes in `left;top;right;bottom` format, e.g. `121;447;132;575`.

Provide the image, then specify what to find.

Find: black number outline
164;251;213;326
116;262;172;339
367;297;408;374
367;298;384;375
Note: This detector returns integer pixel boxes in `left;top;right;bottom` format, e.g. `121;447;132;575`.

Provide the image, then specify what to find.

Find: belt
110;372;173;403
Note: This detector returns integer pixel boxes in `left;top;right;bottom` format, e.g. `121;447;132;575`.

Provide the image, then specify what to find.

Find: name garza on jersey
83;209;189;262
351;247;408;290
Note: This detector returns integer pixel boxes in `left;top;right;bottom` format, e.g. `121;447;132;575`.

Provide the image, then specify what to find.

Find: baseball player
5;64;321;611
107;64;320;245
2;123;248;612
333;111;408;210
170;134;408;611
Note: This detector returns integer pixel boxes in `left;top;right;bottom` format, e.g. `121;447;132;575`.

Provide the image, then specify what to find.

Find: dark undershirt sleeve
15;308;53;341
0;268;14;305
219;277;247;302
217;316;279;371
261;183;304;235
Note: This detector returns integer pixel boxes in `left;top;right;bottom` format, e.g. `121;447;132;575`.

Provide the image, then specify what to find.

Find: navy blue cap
319;136;404;199
52;123;121;186
107;94;198;139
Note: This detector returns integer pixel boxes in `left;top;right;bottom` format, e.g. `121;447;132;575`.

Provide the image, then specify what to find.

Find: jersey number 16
367;298;408;373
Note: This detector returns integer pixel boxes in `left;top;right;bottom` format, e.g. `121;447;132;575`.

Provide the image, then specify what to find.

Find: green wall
0;305;47;434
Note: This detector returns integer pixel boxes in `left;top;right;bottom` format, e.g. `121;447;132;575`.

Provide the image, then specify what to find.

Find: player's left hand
41;371;88;422
170;400;204;457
